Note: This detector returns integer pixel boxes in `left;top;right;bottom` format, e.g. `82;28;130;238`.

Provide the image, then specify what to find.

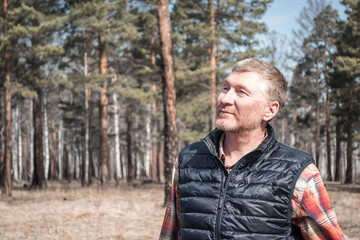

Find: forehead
224;72;268;94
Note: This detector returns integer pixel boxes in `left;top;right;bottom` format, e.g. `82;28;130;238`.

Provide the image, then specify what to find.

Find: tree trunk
157;0;179;205
315;60;320;168
325;84;332;181
208;0;216;131
42;89;50;180
82;50;90;186
18;105;23;181
334;107;342;182
323;44;332;181
58;118;63;181
24;130;29;182
87;89;94;183
215;0;221;92
99;33;109;184
345;80;353;184
4;0;12;196
145;103;152;179
50;124;57;180
28;100;34;184
32;90;46;188
151;41;159;182
126;104;133;182
112;93;121;182
82;89;90;185
11;104;19;182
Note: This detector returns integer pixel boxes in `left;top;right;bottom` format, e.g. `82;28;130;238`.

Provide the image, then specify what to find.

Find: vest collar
202;124;277;166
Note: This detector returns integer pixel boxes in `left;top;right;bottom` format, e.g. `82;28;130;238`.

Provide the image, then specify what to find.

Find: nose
218;90;234;106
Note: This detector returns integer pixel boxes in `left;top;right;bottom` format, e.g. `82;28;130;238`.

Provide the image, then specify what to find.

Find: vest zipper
215;171;225;240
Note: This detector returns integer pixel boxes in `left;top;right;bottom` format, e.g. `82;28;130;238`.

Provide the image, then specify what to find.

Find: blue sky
260;0;346;78
262;0;346;39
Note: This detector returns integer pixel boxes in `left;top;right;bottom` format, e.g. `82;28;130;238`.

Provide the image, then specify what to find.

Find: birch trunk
12;104;19;182
42;89;50;179
18;105;23;181
315;60;320;168
126;104;133;182
28;100;34;185
58;118;63;181
84;89;90;185
112;93;121;181
145;103;152;179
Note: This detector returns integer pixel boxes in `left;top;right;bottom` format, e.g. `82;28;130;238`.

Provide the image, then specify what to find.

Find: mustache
216;104;234;115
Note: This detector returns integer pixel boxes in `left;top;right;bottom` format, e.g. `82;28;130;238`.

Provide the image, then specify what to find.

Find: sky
260;0;346;79
262;0;346;39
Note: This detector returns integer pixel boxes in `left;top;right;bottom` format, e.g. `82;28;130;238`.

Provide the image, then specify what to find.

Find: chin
216;120;239;132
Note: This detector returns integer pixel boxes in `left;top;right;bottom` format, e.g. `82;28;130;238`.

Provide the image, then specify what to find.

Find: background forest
0;0;359;199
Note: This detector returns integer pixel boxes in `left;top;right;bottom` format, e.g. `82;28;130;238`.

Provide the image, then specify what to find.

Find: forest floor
0;180;359;240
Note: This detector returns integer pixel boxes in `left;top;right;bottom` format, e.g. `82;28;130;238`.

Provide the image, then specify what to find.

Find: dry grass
0;181;359;240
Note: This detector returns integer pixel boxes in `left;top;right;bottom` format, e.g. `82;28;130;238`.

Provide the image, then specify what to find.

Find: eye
222;85;229;92
236;89;248;96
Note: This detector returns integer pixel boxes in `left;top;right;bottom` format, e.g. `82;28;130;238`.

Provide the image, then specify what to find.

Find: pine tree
2;0;12;196
157;0;178;204
332;0;360;183
66;0;139;184
172;0;273;144
290;0;338;175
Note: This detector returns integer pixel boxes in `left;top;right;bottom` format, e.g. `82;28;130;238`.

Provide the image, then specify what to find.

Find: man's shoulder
273;142;314;163
179;140;208;155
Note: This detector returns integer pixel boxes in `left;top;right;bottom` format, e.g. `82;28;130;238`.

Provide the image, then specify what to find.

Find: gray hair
231;58;288;108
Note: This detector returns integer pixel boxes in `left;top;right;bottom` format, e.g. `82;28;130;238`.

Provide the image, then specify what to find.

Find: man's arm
291;163;348;240
159;161;180;240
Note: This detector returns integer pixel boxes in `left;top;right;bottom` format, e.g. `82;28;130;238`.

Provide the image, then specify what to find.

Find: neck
223;125;268;165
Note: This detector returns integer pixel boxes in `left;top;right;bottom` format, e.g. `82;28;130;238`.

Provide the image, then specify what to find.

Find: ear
263;101;279;122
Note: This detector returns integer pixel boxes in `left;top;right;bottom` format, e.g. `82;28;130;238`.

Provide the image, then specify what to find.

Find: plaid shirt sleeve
291;163;348;240
159;159;180;240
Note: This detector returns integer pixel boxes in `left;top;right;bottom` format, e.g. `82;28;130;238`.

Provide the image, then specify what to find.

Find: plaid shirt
160;137;348;239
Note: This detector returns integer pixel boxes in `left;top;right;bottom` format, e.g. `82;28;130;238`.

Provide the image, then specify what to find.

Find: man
160;58;347;240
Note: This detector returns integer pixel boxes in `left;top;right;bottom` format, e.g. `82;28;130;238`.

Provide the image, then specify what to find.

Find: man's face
216;71;270;133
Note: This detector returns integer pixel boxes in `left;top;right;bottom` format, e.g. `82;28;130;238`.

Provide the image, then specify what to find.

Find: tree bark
151;40;159;182
99;33;109;184
33;90;46;188
28;100;34;184
4;0;12;196
334;100;342;182
208;0;216;131
31;18;46;188
11;104;19;182
112;93;121;182
50;124;57;180
345;80;353;184
157;0;179;205
42;89;50;180
323;43;332;181
145;103;152;179
315;60;320;168
57;118;63;181
126;104;133;182
18;105;23;181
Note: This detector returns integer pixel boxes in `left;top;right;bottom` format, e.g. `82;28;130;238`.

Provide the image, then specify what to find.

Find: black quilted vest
177;125;313;240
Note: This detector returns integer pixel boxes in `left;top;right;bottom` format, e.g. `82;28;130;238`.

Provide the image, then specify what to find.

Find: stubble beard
216;105;261;135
